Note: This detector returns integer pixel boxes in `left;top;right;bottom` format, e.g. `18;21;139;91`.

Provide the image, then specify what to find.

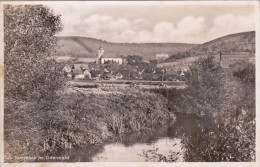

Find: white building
97;44;123;64
101;57;123;64
156;53;169;60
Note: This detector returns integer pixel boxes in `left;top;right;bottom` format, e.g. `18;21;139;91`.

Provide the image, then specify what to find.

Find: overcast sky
42;1;256;44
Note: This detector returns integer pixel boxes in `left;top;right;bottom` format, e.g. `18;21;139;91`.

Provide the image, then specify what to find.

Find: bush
183;113;255;161
180;58;255;161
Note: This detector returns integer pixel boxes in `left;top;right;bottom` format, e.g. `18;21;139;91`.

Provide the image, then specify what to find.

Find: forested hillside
56;36;196;60
187;31;255;56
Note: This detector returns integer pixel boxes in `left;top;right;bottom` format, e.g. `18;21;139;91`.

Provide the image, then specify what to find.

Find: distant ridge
56;36;197;60
56;31;255;62
159;31;255;70
187;31;255;56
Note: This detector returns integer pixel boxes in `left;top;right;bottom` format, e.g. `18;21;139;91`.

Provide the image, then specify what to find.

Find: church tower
97;44;104;64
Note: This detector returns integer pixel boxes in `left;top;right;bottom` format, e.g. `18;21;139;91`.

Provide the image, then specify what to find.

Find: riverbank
4;87;176;162
42;113;204;162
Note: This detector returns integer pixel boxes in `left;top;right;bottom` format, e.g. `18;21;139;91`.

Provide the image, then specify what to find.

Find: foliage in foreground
182;58;255;161
4;4;63;162
139;145;182;162
144;57;255;162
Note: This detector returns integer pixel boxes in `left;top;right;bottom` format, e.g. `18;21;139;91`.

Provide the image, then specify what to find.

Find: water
43;114;214;162
93;138;183;162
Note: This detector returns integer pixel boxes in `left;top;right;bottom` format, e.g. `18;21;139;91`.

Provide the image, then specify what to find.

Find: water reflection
40;114;213;162
93;138;183;162
91;114;207;162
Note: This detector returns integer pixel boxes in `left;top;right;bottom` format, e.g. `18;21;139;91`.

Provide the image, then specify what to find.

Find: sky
42;1;256;44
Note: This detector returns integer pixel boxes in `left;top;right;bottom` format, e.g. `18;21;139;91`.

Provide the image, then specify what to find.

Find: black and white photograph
0;0;259;165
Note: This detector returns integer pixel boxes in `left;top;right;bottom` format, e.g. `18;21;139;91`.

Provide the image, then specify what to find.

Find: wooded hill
187;31;255;56
56;36;196;60
56;31;255;63
164;31;255;63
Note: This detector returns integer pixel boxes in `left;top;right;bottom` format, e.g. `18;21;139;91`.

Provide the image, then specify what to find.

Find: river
42;114;214;162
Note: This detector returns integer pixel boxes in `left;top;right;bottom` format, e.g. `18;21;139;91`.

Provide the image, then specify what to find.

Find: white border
0;1;259;6
0;1;259;167
0;1;4;167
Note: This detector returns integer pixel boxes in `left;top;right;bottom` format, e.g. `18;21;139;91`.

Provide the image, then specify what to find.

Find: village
62;45;188;84
61;44;254;88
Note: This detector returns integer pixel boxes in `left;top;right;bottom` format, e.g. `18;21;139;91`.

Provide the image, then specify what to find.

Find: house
72;64;89;71
80;64;89;71
137;69;145;79
103;68;109;73
103;73;115;80
84;70;92;79
90;68;102;79
62;66;72;78
180;70;185;76
71;64;92;79
115;72;123;80
156;53;169;60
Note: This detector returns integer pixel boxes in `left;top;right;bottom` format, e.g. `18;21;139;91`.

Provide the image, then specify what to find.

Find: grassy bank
4;87;175;162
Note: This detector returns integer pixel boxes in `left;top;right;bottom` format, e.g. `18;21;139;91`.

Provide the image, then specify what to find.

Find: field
157;57;199;67
55;56;97;63
156;57;199;72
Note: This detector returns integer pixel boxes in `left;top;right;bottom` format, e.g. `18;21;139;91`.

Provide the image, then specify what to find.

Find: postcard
0;1;259;167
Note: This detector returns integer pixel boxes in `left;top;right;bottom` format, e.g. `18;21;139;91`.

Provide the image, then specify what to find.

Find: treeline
163;52;192;62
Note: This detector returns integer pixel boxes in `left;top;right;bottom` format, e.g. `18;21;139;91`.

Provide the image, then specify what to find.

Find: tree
4;5;63;100
126;55;143;65
182;58;255;161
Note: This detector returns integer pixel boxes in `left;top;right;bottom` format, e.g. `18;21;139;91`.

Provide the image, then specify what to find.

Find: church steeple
98;44;104;58
97;44;104;64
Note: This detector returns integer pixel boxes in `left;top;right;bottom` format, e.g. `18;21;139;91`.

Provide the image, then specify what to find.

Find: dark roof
72;69;82;75
102;55;123;58
81;64;89;70
72;64;89;70
116;72;123;76
72;64;82;70
103;73;114;79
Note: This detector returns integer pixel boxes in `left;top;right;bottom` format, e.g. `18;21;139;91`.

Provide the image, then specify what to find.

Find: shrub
180;58;255;161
